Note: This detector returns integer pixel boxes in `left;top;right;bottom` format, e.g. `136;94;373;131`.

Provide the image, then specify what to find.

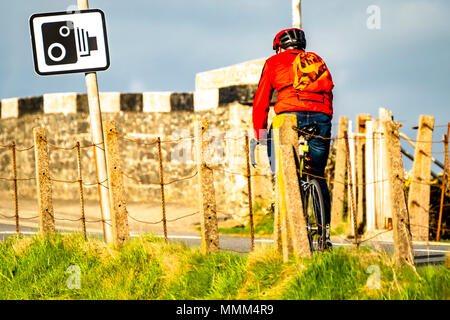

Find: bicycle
294;122;329;253
250;121;329;253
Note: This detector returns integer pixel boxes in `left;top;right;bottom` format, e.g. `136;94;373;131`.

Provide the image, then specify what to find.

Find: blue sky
0;0;449;171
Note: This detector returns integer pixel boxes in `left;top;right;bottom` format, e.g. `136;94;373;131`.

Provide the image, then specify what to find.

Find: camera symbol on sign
42;21;98;66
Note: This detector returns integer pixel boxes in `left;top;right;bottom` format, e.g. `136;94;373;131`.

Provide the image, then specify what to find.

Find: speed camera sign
30;9;110;76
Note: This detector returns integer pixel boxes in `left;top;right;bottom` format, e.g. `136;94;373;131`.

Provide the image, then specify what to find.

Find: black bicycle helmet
273;28;306;51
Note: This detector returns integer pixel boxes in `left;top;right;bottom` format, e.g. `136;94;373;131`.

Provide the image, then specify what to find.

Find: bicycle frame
296;135;310;182
295;131;329;252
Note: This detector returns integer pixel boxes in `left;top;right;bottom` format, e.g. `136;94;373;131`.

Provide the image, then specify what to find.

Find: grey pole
76;0;113;244
292;0;302;29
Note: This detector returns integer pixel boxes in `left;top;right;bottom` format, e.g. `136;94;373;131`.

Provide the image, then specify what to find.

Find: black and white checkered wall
0;85;277;119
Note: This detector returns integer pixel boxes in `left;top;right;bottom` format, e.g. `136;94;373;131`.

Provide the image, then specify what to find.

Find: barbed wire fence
0;118;448;256
116;133;200;243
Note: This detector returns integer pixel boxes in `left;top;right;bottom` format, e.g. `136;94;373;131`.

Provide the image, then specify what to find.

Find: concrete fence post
103;120;130;247
273;114;311;261
273;117;292;260
331;116;348;227
194;118;219;254
33;127;55;235
356;114;371;232
373;119;384;229
437;129;449;241
365;121;376;232
408;115;435;241
379;108;393;229
382;120;415;266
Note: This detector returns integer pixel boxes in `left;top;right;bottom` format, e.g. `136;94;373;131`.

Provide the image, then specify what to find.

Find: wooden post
347;121;357;235
194;118;219;254
447;124;450;181
77;0;113;244
245;135;255;251
356;114;371;232
103;121;129;248
33;127;55;235
437;125;449;241
75;142;87;240
382;120;415;266
157;137;168;242
11;142;19;235
331;116;348;226
273;114;311;261
365;121;376;232
408;115;435;241
344;130;359;247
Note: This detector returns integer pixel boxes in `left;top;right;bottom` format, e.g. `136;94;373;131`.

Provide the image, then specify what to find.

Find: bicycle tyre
302;179;326;252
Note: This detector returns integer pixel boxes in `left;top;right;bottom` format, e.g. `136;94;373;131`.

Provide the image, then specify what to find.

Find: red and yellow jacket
252;49;334;139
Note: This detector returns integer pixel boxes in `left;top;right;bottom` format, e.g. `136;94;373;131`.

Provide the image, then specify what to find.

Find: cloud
391;0;450;35
0;0;449;150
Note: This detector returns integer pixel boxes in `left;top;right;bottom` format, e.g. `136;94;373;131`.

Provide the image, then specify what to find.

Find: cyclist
252;28;334;247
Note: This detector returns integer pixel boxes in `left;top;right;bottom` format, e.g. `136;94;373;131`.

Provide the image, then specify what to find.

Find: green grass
0;234;448;300
219;214;274;236
330;223;347;236
219;201;274;236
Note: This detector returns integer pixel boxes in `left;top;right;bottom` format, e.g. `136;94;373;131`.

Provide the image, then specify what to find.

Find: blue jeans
267;111;332;226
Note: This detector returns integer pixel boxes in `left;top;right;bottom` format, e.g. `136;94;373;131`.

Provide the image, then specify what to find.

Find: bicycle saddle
298;122;320;140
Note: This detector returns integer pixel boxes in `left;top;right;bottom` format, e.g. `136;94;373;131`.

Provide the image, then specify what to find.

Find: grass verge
219;201;274;236
219;214;274;236
0;234;448;300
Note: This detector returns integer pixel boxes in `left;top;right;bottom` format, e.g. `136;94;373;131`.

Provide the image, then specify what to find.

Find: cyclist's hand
250;138;259;168
258;138;267;146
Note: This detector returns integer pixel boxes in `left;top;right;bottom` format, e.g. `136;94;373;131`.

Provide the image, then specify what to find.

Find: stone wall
0;59;277;215
0;91;274;214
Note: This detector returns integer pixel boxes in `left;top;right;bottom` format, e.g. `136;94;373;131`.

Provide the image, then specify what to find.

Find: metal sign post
77;0;112;244
292;0;302;29
29;2;113;243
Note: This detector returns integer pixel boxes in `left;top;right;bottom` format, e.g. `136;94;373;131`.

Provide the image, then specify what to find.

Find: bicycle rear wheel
302;179;326;252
